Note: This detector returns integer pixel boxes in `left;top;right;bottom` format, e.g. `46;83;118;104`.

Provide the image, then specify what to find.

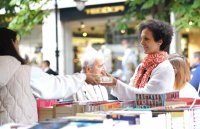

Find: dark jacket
46;68;58;75
190;63;200;95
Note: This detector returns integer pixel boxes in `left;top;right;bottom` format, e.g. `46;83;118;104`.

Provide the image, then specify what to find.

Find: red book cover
173;98;200;105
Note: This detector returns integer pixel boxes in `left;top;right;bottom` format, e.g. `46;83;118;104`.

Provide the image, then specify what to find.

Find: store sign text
85;5;125;15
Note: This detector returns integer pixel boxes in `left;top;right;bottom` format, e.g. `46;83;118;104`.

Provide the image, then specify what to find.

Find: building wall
63;22;74;74
42;10;66;75
188;30;200;59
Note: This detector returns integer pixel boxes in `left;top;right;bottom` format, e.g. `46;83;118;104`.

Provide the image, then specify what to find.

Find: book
135;91;179;108
29;119;70;129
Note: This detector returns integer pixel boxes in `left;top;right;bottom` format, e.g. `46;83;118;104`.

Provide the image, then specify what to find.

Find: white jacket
111;60;175;100
0;56;86;124
179;82;199;98
0;56;37;124
73;83;108;101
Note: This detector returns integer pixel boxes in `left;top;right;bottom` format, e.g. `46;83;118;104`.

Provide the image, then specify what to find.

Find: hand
85;73;99;85
100;72;117;87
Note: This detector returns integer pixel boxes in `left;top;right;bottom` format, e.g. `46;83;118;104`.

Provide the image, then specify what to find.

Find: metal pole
55;0;59;73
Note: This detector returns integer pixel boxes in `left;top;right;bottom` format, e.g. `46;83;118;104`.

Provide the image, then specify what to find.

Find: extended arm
112;61;175;100
30;67;86;99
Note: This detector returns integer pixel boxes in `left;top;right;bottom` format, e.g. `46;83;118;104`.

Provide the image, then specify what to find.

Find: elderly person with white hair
73;50;109;101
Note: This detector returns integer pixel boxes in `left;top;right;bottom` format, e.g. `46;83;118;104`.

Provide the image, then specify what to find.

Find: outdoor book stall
1;91;200;129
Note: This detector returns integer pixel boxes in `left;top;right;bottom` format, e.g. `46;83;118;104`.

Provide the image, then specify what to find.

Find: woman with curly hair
104;19;175;100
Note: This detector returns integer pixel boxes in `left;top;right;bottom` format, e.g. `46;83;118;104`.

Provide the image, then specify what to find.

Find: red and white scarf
133;51;168;88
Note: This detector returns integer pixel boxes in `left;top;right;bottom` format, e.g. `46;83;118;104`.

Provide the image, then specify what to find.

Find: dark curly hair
0;28;25;64
139;19;173;52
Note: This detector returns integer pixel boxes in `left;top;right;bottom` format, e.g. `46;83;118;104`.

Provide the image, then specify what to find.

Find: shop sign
85;5;125;15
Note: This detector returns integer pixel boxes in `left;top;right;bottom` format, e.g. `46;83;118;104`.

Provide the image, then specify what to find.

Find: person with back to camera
168;53;199;98
41;60;58;75
101;19;175;100
0;28;97;125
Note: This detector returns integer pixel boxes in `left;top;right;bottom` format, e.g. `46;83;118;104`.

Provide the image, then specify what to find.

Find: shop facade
19;0;200;75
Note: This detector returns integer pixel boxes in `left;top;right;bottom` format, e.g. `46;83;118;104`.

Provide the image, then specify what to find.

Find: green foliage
0;0;15;27
117;0;200;31
171;0;200;29
0;0;49;35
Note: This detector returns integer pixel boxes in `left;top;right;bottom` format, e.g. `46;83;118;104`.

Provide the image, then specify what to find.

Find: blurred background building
18;0;200;75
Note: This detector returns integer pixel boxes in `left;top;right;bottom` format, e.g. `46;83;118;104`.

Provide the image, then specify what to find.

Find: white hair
81;49;104;71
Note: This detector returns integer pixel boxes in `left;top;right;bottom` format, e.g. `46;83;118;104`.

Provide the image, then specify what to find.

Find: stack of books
152;106;200;129
135;91;179;108
53;100;137;118
64;109;152;126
